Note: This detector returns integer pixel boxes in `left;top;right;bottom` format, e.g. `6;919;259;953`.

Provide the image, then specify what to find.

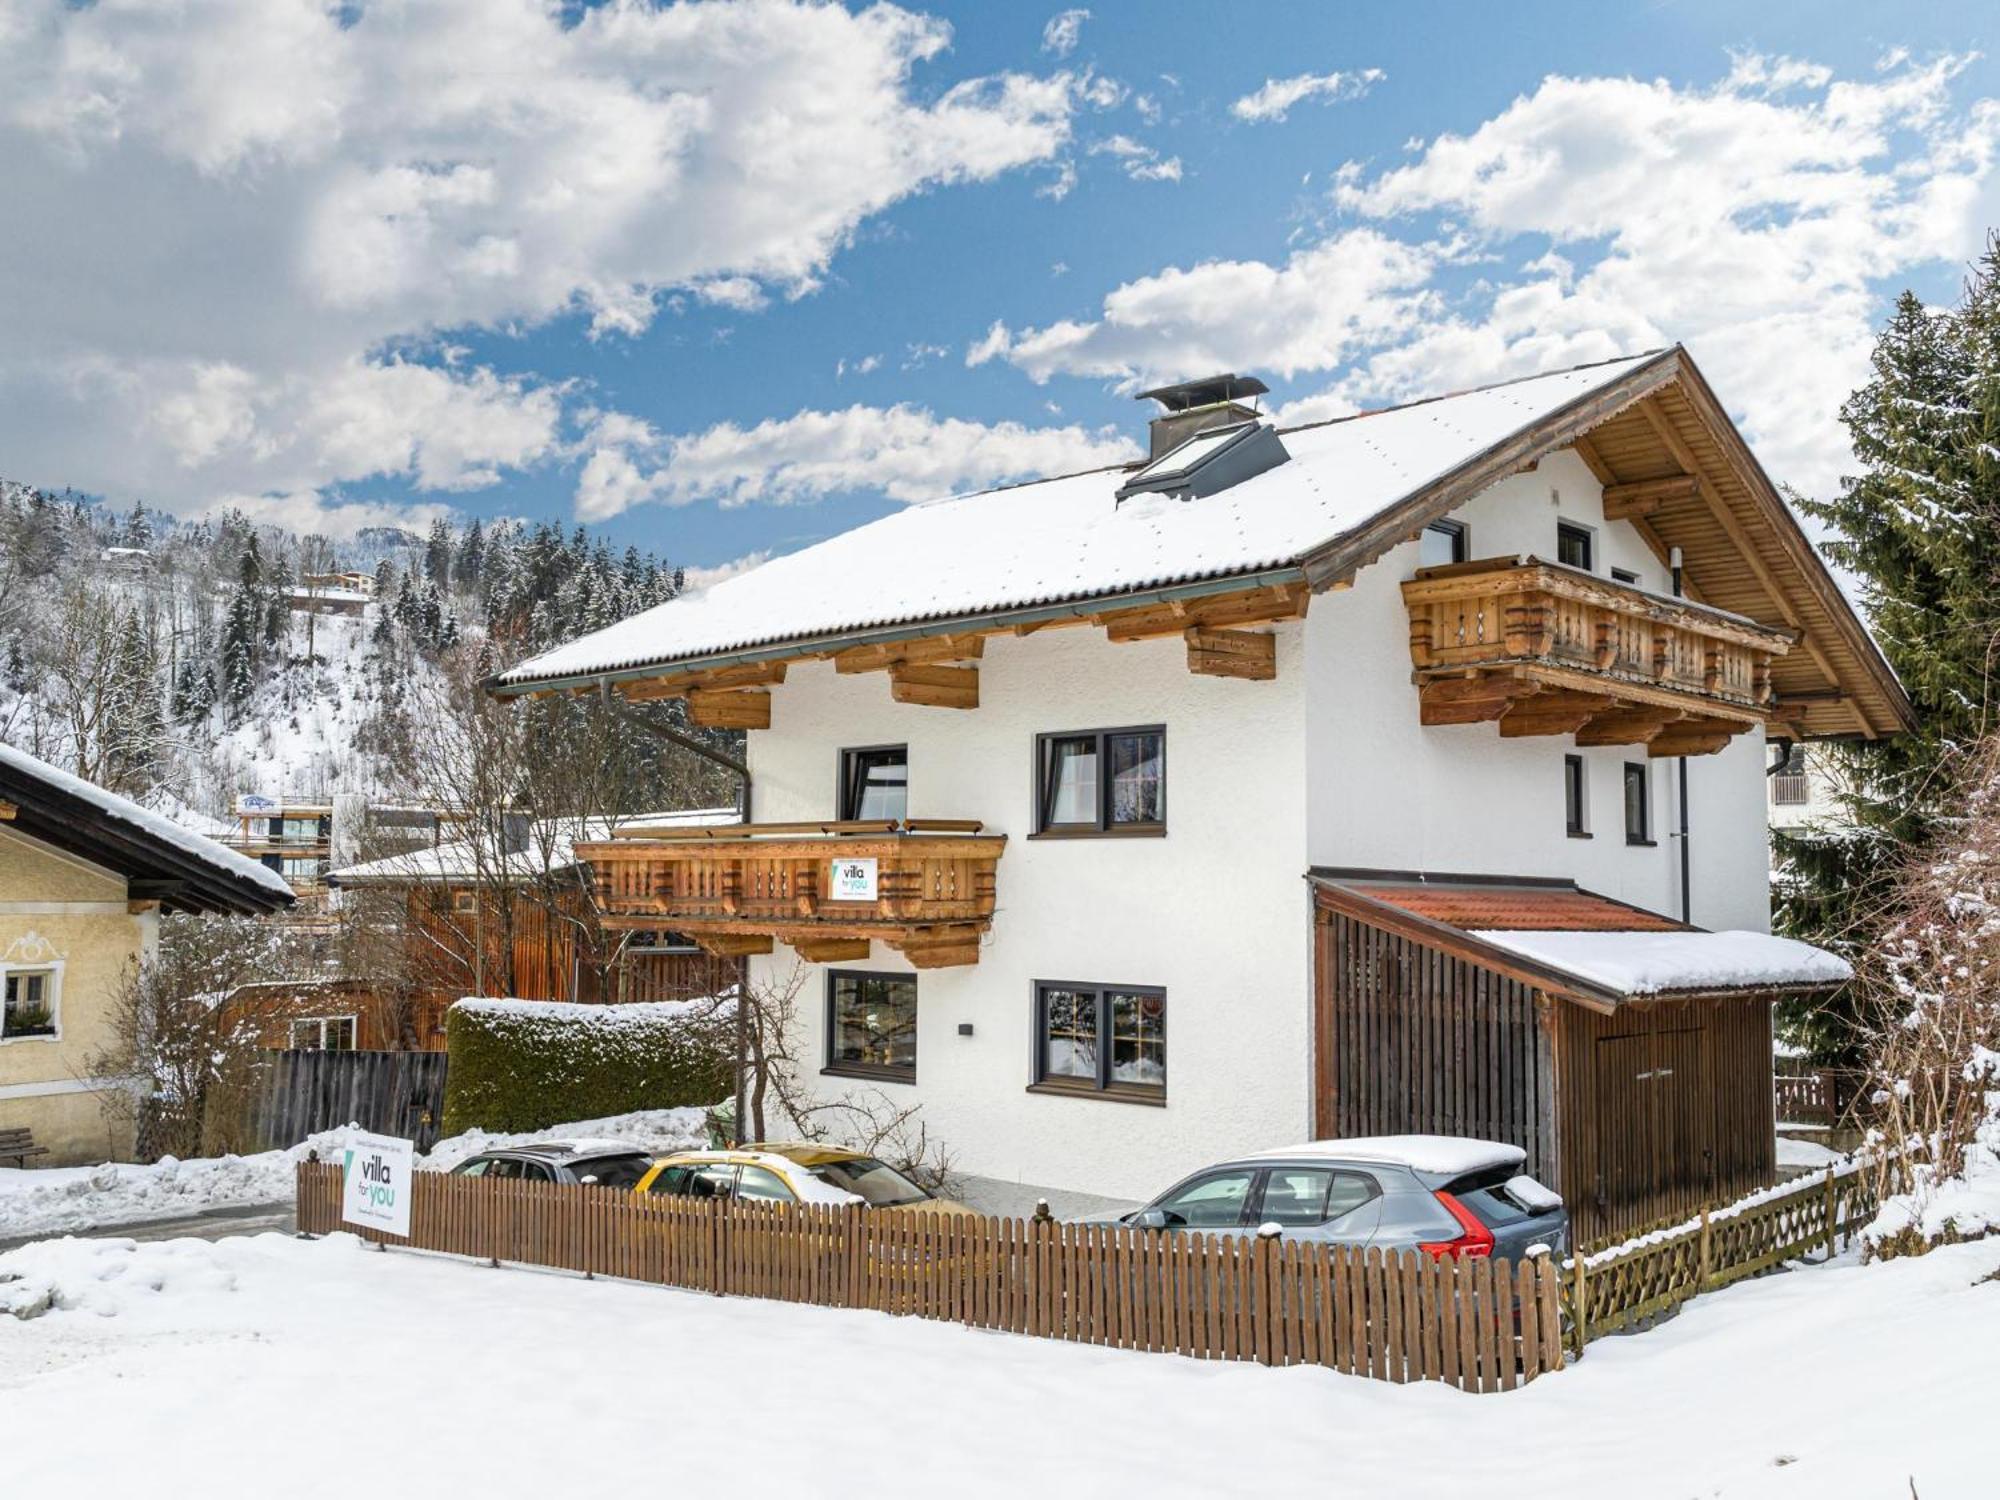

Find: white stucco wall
746;623;1311;1202
1304;449;1772;933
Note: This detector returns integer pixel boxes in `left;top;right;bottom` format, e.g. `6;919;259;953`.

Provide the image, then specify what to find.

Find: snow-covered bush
439;995;734;1137
1853;741;2000;1259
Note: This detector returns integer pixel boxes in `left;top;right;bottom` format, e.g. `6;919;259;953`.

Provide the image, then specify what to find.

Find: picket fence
1562;1163;1879;1348
297;1162;1564;1393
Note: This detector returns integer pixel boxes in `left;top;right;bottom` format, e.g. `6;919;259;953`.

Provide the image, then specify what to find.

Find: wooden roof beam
1602;474;1700;520
1184;627;1276;680
888;662;978;710
1498;689;1618;737
687;687;772;730
1573;706;1686;747
0;799;14;821
833;633;986;675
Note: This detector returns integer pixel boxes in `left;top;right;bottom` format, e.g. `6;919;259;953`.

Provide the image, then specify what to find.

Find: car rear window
575;1154;652;1189
805;1156;928;1208
1442;1165;1554;1228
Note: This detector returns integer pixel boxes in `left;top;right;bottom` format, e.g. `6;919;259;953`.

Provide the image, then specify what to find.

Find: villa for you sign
342;1132;415;1237
830;856;878;901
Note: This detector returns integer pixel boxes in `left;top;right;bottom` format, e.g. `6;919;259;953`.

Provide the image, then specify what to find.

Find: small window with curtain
1624;762;1652;844
1032;981;1166;1102
1035;726;1165;836
1;968;58;1039
1564;755;1589;838
839;745;907;822
1419;520;1468;569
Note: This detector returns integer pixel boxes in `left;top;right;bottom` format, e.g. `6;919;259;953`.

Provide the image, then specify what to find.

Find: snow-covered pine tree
1780;252;2000;1061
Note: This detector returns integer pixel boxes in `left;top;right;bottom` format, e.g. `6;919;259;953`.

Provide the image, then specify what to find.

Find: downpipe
1671;547;1692;925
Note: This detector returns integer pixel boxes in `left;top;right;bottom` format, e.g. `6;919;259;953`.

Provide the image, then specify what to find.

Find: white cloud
682;549;775;592
984;53;2000;493
1042;9;1090;59
0;0;1076;519
969;229;1439;383
575;404;1138;519
836;354;883;379
1231;68;1384;124
1087;133;1181;183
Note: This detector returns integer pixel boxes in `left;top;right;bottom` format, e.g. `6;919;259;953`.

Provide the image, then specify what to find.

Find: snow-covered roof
290;587;371;604
0;740;294;910
1469;929;1853;997
331;808;738;885
499;352;1671;689
1252;1136;1526;1177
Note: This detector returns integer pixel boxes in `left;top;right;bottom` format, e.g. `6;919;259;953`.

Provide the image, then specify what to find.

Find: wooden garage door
1591;1024;1713;1237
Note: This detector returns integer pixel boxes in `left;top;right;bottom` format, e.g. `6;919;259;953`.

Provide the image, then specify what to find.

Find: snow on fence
296;1162;1564;1392
1563;1164;1878;1350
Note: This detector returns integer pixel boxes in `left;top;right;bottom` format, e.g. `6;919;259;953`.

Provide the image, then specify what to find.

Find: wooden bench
0;1127;49;1168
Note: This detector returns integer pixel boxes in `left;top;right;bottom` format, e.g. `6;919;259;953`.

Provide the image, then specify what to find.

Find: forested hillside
0;479;705;823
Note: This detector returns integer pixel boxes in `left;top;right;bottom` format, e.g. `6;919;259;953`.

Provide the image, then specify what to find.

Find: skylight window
1130;422;1258;485
1114;420;1290;503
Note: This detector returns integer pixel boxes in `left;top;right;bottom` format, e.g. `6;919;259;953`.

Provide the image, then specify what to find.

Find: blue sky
2;1;1995;578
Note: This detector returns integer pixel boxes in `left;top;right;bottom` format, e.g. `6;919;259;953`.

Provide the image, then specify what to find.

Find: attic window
1114;422;1290;504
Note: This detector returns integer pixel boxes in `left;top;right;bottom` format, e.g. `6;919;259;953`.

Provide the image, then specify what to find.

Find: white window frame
0;959;64;1044
288;1014;359;1051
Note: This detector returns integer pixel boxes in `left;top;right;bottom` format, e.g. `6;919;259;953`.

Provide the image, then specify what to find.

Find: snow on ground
1;1230;1995;1497
0;1108;708;1240
1775;1135;1848;1170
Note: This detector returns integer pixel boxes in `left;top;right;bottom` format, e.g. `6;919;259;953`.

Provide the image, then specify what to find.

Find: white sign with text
829;856;879;902
342;1132;415;1238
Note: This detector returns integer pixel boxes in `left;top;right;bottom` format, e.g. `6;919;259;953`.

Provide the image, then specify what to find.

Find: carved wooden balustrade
576;819;1004;968
1401;556;1795;755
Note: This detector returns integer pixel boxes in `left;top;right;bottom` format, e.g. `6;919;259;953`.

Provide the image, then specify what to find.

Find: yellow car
633;1142;976;1215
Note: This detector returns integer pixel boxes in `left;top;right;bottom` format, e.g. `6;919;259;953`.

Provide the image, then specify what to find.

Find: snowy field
2;1228;1993;1498
0;1108;708;1241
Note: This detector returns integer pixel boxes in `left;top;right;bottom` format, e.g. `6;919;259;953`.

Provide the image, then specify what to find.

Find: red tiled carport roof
1332;881;1685;933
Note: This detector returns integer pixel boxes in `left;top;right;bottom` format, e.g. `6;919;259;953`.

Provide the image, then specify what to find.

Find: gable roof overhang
491;347;1908;742
1310;869;1848;1013
0;767;294;916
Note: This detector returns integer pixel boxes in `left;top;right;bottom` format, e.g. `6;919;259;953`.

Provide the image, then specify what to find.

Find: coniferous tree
1778;252;2000;1060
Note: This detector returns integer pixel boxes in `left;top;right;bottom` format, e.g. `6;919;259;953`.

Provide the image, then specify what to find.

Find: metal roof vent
1136;372;1270;459
1115;418;1290;504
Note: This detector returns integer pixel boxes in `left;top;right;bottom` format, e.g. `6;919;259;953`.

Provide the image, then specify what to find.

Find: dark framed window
825;971;918;1083
839;744;907;821
1624;762;1652;845
1031;981;1166;1101
1610;566;1641;587
1419;519;1468;568
1034;725;1165;836
1564;755;1589;838
1556;521;1594;571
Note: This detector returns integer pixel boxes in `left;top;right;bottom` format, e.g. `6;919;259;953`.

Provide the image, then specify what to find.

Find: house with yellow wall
0;744;293;1164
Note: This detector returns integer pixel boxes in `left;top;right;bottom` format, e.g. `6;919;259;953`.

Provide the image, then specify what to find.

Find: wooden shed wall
1313;909;1555;1187
1555;997;1775;1242
1312;905;1778;1244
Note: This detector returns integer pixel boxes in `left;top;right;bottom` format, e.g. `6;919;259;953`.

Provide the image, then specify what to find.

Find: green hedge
440;997;734;1137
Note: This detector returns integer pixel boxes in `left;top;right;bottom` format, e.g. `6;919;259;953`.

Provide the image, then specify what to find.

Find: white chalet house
496;349;1908;1240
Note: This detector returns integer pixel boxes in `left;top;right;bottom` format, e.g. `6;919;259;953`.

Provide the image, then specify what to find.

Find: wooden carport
1310;872;1844;1244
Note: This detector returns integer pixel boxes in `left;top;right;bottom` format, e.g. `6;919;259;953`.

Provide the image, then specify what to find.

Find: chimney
1136;373;1270;459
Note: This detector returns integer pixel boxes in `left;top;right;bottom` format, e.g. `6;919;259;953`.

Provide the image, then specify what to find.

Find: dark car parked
1088;1135;1569;1262
447;1140;655;1189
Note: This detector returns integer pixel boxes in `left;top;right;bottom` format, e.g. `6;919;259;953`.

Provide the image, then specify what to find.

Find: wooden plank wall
296;1163;1566;1393
239;1049;450;1152
1315;911;1555;1187
1556;998;1775;1244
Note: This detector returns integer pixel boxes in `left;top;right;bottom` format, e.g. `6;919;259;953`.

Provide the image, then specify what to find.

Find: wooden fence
297;1162;1563;1392
1774;1068;1863;1127
242;1050;450;1152
1563;1163;1877;1349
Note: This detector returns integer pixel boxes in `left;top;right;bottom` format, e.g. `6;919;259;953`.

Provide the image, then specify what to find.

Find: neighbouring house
489;349;1910;1238
223;794;513;904
286;585;370;617
301;570;377;596
328;809;742;1047
217;977;391;1051
0;743;294;1164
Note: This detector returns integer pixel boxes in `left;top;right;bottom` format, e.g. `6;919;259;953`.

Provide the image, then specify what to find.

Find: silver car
1096;1135;1569;1261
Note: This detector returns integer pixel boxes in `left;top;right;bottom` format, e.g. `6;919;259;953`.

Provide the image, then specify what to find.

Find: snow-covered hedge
439;995;734;1137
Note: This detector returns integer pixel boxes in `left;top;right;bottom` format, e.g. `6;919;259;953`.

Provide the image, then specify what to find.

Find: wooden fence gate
244;1050;449;1152
297;1163;1565;1393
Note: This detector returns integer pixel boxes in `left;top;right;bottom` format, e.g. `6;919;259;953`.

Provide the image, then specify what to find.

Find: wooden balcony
575;820;1005;969
1401;556;1795;755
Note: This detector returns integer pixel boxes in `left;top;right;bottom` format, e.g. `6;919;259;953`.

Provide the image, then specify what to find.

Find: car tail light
1418;1190;1495;1258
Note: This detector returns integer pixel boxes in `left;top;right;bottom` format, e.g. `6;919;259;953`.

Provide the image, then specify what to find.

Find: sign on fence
829;856;878;901
342;1132;415;1237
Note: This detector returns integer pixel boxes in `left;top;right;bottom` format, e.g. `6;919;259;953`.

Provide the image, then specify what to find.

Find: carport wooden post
1697;1207;1711;1289
1823;1167;1837;1260
1569;1254;1588;1356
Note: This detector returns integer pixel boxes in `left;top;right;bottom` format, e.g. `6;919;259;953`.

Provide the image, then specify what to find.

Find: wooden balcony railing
1401;556;1795;755
576;821;1005;969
